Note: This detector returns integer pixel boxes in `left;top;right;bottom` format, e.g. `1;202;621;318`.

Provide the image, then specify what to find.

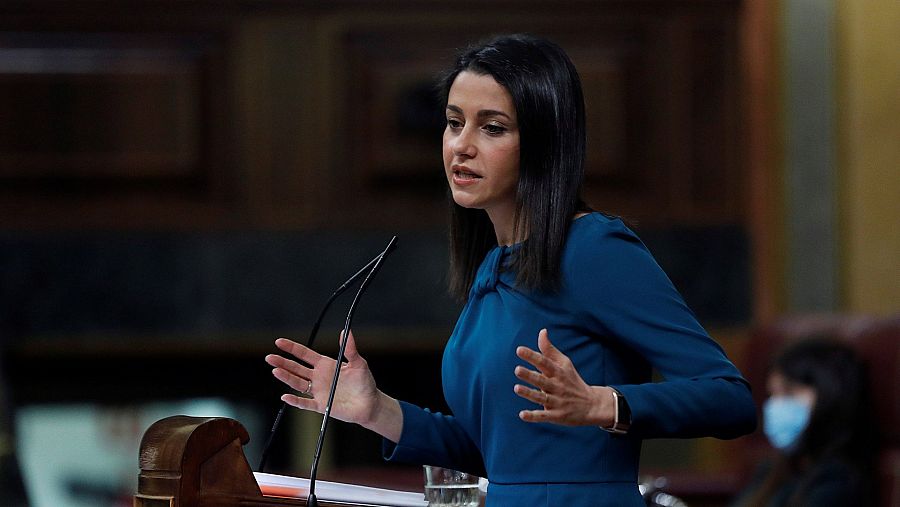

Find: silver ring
543;391;549;405
302;379;313;395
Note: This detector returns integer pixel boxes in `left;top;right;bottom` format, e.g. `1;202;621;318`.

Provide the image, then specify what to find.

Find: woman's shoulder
557;212;660;290
566;212;645;257
572;211;627;230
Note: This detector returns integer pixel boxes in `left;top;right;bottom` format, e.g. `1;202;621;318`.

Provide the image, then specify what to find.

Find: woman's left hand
514;328;616;427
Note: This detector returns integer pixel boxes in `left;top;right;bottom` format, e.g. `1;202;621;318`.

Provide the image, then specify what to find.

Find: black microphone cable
256;236;398;473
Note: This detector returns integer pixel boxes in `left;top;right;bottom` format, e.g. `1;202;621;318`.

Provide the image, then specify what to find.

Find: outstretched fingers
271;364;313;394
518;407;555;423
265;352;313;379
281;393;322;413
274;337;320;367
514;364;550;392
513;329;559;418
267;337;324;402
513;382;549;406
537;329;570;366
516;329;562;377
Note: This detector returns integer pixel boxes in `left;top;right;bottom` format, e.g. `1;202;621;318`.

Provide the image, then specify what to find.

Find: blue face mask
763;396;812;450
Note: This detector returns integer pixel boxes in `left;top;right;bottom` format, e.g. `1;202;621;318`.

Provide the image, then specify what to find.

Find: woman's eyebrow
477;109;511;120
446;104;512;120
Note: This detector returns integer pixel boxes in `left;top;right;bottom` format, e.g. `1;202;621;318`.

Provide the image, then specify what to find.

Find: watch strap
601;388;631;434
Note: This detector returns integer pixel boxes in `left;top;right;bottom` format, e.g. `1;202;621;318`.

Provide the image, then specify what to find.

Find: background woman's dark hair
747;337;878;506
440;34;590;299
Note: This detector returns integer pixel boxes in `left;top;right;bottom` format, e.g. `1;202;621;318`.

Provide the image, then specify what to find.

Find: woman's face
767;370;817;407
443;71;520;220
763;370;818;449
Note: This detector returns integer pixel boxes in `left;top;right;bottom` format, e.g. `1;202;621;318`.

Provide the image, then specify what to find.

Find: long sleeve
382;401;487;477
567;218;757;439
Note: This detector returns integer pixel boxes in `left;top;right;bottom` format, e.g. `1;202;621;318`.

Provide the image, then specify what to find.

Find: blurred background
0;1;896;506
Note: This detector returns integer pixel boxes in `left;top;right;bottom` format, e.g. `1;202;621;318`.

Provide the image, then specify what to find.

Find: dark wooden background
0;1;764;504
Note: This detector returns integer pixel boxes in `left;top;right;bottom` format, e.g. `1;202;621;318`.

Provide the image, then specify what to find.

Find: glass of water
423;465;480;507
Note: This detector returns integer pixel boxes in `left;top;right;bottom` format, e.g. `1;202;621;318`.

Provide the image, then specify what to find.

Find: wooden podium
134;415;381;507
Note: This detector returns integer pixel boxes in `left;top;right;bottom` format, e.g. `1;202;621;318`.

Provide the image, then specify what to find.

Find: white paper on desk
254;471;428;507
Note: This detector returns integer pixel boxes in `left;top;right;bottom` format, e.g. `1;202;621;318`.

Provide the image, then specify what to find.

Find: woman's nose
450;127;477;158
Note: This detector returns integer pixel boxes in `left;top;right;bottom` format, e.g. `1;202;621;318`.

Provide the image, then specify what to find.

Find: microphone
256;236;398;473
307;235;397;507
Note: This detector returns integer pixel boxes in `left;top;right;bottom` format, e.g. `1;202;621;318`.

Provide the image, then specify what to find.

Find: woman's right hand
265;331;403;442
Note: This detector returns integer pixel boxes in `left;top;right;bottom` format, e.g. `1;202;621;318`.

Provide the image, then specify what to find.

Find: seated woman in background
732;338;878;507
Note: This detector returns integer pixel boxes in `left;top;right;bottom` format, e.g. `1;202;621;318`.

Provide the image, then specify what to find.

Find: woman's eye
484;123;507;135
447;118;463;129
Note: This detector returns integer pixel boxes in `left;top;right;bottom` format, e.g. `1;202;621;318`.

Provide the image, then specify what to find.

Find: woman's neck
487;205;518;246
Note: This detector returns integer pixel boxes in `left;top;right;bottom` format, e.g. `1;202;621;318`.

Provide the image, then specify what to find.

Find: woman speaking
266;34;757;506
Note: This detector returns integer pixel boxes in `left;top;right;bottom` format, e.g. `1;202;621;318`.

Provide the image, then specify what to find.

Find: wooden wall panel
0;1;743;231
336;27;453;229
0;16;237;229
0;36;204;180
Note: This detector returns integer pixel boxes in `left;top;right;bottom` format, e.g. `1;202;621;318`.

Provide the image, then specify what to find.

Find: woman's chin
450;192;481;210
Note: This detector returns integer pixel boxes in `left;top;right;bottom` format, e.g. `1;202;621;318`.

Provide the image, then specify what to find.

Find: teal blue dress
384;213;756;506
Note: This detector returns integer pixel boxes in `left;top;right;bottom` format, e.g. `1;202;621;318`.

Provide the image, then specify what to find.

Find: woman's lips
452;166;482;186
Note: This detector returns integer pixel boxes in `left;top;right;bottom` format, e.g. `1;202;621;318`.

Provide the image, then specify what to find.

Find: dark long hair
440;34;590;299
748;338;877;506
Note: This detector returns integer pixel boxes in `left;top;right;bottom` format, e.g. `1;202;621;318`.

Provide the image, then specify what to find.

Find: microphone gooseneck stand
256;247;387;473
255;236;398;507
307;236;397;507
